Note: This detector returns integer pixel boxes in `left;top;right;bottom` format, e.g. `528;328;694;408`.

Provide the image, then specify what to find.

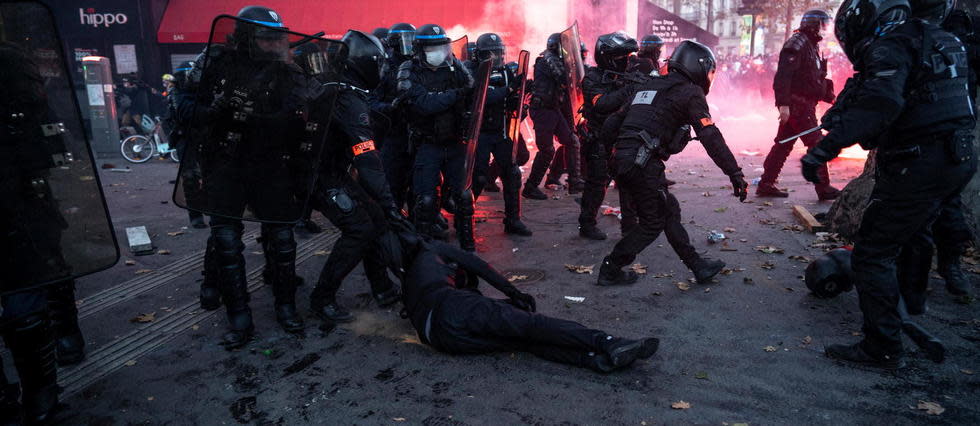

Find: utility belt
878;130;974;164
409;129;461;147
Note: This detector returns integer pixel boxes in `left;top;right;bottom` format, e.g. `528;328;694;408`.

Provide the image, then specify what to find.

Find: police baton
290;31;326;49
776;124;825;144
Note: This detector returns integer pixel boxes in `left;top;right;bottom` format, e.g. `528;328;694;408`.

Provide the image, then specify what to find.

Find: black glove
507;291;537;313
801;146;837;184
385;206;415;233
729;172;748;202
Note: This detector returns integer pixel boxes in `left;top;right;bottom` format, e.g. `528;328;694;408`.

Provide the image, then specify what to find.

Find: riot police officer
631;34;663;75
306;30;404;323
758;10;839;200
371;27;390;52
596;41;748;287
577;32;638;241
377;23;416;211
803;0;976;368
465;33;533;236
398;24;477;250
523;33;584;200
188;6;311;348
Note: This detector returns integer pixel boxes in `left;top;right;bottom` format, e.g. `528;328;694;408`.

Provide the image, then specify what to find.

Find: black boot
504;219;533;236
272;277;304;333
825;342;904;370
5;314;60;423
47;280;85;366
597;257;639;287
689;258;726;284
222;308;255;349
938;249;971;296
310;298;354;323
502;177;532;236
456;216;476;252
522;185;548;200
579;225;607;241
373;285;402;307
567;178;585;195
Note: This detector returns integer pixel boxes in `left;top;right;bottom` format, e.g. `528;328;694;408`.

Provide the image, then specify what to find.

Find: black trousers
473;132;522;222
381;131;415;211
527;108;580;187
577;134;638;234
852;142;976;357
310;175;392;303
426;290;609;368
607;153;700;268
761;107;833;194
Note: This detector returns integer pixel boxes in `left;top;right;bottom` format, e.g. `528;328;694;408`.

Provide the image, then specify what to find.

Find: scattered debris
788;255;811;263
671;401;692;410
740;150;760;156
166;230;185;237
760;262;776;270
743;277;754;284
764;346;777;352
313;250;330;256
713;207;728;213
676;282;691;291
124;260;136;266
508;275;529;282
792;205;825;232
135;269;153;275
79;175;95;181
915;401;945;416
564;296;585;303
630;264;648;274
130;312;156;323
124;360;137;367
802;336;813;345
702;192;714;197
652;272;674;278
156;249;171;255
694;371;709;380
755;246;784;254
723;227;736;233
720;242;738;251
565;264;595;274
961;369;974;375
708;231;726;244
126;226;153;254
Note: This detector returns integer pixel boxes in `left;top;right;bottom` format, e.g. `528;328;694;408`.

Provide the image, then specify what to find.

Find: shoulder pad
783;33;806;52
397;60;413;80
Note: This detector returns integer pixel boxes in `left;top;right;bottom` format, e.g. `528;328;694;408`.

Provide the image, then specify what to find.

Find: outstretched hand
508;292;537;313
729;173;748;202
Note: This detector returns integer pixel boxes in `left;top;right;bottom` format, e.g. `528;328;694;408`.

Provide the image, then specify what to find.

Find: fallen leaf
565;264;595;274
135;269;153;275
961;369;974;375
191;325;200;331
130;312;156;323
653;272;673;278
916;401;945;416
564;296;585;303
147;396;154;401
124;360;137;366
124;260;136;266
714;207;728;213
508;275;529;282
755;245;784;254
393;418;407;422
313;250;329;256
764;345;777;352
671;401;692;410
630;264;648;274
676;282;690;291
761;262;776;270
79;175;95;181
702;192;713;197
156;249;171;255
763;201;774;207
788;255;811;263
694;371;709;380
167;231;185;237
802;336;813;345
723;227;736;233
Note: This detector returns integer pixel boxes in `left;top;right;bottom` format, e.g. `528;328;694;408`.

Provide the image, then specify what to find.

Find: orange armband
352;140;376;156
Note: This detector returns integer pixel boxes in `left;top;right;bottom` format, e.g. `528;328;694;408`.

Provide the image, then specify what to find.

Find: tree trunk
707;0;714;35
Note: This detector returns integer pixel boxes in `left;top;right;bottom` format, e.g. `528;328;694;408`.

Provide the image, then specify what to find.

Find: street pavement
38;140;980;425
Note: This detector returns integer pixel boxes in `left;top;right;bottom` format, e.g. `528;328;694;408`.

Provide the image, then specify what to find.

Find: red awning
157;0;510;43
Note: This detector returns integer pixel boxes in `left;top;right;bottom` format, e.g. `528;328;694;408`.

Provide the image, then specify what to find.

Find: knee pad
414;194;438;218
211;226;245;265
454;190;475;216
261;224;296;261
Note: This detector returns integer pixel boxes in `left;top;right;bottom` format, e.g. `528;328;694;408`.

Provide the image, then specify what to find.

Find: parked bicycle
120;115;179;163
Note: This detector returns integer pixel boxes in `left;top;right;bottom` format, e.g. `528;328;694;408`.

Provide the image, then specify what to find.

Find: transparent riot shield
451;35;469;62
508;49;530;164
0;1;119;294
463;59;491;191
172;15;345;223
559;22;586;126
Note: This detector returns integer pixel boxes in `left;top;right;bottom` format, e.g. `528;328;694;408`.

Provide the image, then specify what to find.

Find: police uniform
760;29;838;198
374;53;415;210
808;18;976;362
524;50;582;196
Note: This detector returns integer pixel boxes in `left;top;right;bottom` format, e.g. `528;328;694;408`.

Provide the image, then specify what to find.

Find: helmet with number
233;6;288;47
667;40;717;95
595;32;638;72
638;34;664;62
911;0;956;24
415;24;452;67
388;23;416;57
800;9;832;36
475;33;506;66
835;0;911;63
341;30;388;89
546;33;561;54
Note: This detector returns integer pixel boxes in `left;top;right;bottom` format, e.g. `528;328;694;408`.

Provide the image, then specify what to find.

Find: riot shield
451;36;469;62
559;22;586;126
463;59;492;191
172;16;345;223
508;50;530;164
0;1;119;295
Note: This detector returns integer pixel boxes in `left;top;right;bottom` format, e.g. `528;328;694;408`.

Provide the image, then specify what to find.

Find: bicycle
120;115;179;163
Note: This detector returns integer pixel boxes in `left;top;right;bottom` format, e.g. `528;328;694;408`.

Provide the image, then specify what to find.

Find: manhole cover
500;268;546;285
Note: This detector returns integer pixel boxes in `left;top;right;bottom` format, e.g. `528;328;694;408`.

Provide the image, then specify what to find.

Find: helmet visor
393;30;415;56
423;44;452;67
479;47;506;67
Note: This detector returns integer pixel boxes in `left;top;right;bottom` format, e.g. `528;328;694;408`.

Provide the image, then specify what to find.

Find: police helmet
546;33;561;53
805;248;855;298
595;32;638;72
835;0;911;63
415;24;451;66
800;9;832;35
341;30;388;89
638;34;664;62
234;5;287;43
388;23;416;57
911;0;956;24
475;33;506;64
667;40;717;95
